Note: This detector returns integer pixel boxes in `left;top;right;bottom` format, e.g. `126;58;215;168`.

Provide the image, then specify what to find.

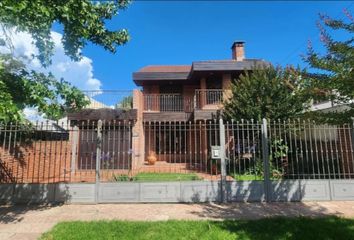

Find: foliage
223;65;312;121
229;138;288;180
0;0;130;67
270;138;289;160
116;95;133;109
113;174;131;182
0;0;130;121
112;172;202;182
40;217;354;240
0;54;89;122
303;9;354;124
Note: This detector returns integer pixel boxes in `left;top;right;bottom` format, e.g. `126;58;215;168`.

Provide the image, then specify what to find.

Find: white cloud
0;28;103;120
0;28;102;91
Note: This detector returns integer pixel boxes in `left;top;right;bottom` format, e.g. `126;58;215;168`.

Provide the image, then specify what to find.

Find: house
132;41;268;122
130;41;269;170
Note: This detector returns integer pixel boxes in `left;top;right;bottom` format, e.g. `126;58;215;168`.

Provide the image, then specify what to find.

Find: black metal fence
0;119;353;184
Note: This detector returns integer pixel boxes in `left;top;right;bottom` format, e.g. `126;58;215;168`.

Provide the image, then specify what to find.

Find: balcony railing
195;89;224;110
143;94;193;112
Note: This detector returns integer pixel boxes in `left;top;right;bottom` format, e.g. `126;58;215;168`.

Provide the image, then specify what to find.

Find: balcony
195;89;225;110
143;94;193;112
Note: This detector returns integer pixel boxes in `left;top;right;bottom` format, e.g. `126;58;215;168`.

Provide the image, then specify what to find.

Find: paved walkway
1;201;354;240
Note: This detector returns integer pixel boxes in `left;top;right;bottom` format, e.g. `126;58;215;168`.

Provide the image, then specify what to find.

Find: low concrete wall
1;180;354;204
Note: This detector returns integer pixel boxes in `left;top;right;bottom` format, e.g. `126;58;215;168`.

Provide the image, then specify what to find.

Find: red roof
139;65;191;73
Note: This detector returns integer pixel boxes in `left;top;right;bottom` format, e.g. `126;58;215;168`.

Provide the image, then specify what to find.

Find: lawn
113;172;202;182
233;174;264;181
40;217;354;240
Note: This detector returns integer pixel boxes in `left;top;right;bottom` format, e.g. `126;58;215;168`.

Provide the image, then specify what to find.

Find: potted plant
147;151;157;165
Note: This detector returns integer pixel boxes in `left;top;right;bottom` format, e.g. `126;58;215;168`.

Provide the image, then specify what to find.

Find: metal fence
223;119;354;181
0;119;353;185
0;120;133;184
143;120;221;180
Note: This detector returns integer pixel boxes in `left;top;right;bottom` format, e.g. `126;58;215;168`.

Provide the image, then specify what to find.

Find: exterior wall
199;77;207;109
142;85;160;112
183;85;198;112
132;90;145;170
222;73;232;101
0;140;72;183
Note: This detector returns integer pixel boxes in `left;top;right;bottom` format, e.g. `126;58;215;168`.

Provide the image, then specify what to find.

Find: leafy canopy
303;9;354;124
223;66;311;121
0;0;131;122
0;53;89;122
0;0;130;67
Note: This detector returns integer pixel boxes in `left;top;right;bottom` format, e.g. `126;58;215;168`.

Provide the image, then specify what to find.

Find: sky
3;1;354;92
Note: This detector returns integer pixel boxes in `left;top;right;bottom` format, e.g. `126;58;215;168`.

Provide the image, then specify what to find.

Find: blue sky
63;1;354;90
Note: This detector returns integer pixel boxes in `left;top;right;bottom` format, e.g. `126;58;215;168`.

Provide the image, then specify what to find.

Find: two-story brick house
130;42;269;170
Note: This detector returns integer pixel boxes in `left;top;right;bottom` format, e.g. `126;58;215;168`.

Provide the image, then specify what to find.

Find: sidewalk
1;201;354;240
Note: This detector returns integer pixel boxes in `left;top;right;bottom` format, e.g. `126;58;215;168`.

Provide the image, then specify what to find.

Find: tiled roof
138;65;191;73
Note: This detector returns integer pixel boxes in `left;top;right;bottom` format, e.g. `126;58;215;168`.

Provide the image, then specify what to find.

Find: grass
40;217;354;240
113;172;202;182
233;174;264;181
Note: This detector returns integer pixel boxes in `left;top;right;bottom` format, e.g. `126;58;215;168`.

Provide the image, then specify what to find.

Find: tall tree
223;66;311;121
304;9;354;124
0;0;130;66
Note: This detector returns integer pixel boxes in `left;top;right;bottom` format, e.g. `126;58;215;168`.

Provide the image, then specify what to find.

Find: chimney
231;41;245;61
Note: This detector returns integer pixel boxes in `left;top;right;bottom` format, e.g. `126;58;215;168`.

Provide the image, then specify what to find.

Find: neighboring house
311;100;352;113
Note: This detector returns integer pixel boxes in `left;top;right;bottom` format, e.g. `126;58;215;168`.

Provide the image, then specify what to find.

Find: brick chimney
231;41;245;61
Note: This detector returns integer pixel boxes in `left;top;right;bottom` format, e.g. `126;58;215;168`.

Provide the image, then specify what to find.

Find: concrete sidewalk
1;201;354;240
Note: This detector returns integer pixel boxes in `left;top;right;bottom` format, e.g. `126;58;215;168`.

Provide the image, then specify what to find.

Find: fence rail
0;119;353;184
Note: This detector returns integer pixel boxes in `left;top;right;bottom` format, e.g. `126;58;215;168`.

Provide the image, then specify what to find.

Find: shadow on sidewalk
0;203;63;224
189;202;344;220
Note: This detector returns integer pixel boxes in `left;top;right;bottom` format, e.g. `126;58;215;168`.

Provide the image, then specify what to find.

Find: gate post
261;118;271;202
219;118;227;203
95;120;103;203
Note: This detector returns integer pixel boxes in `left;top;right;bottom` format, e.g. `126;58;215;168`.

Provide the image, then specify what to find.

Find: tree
0;0;130;67
303;9;354;124
223;66;311;121
0;53;89;122
0;0;131;122
116;95;132;109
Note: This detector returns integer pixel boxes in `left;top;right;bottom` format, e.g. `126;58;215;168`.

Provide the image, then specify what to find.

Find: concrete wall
2;180;354;204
